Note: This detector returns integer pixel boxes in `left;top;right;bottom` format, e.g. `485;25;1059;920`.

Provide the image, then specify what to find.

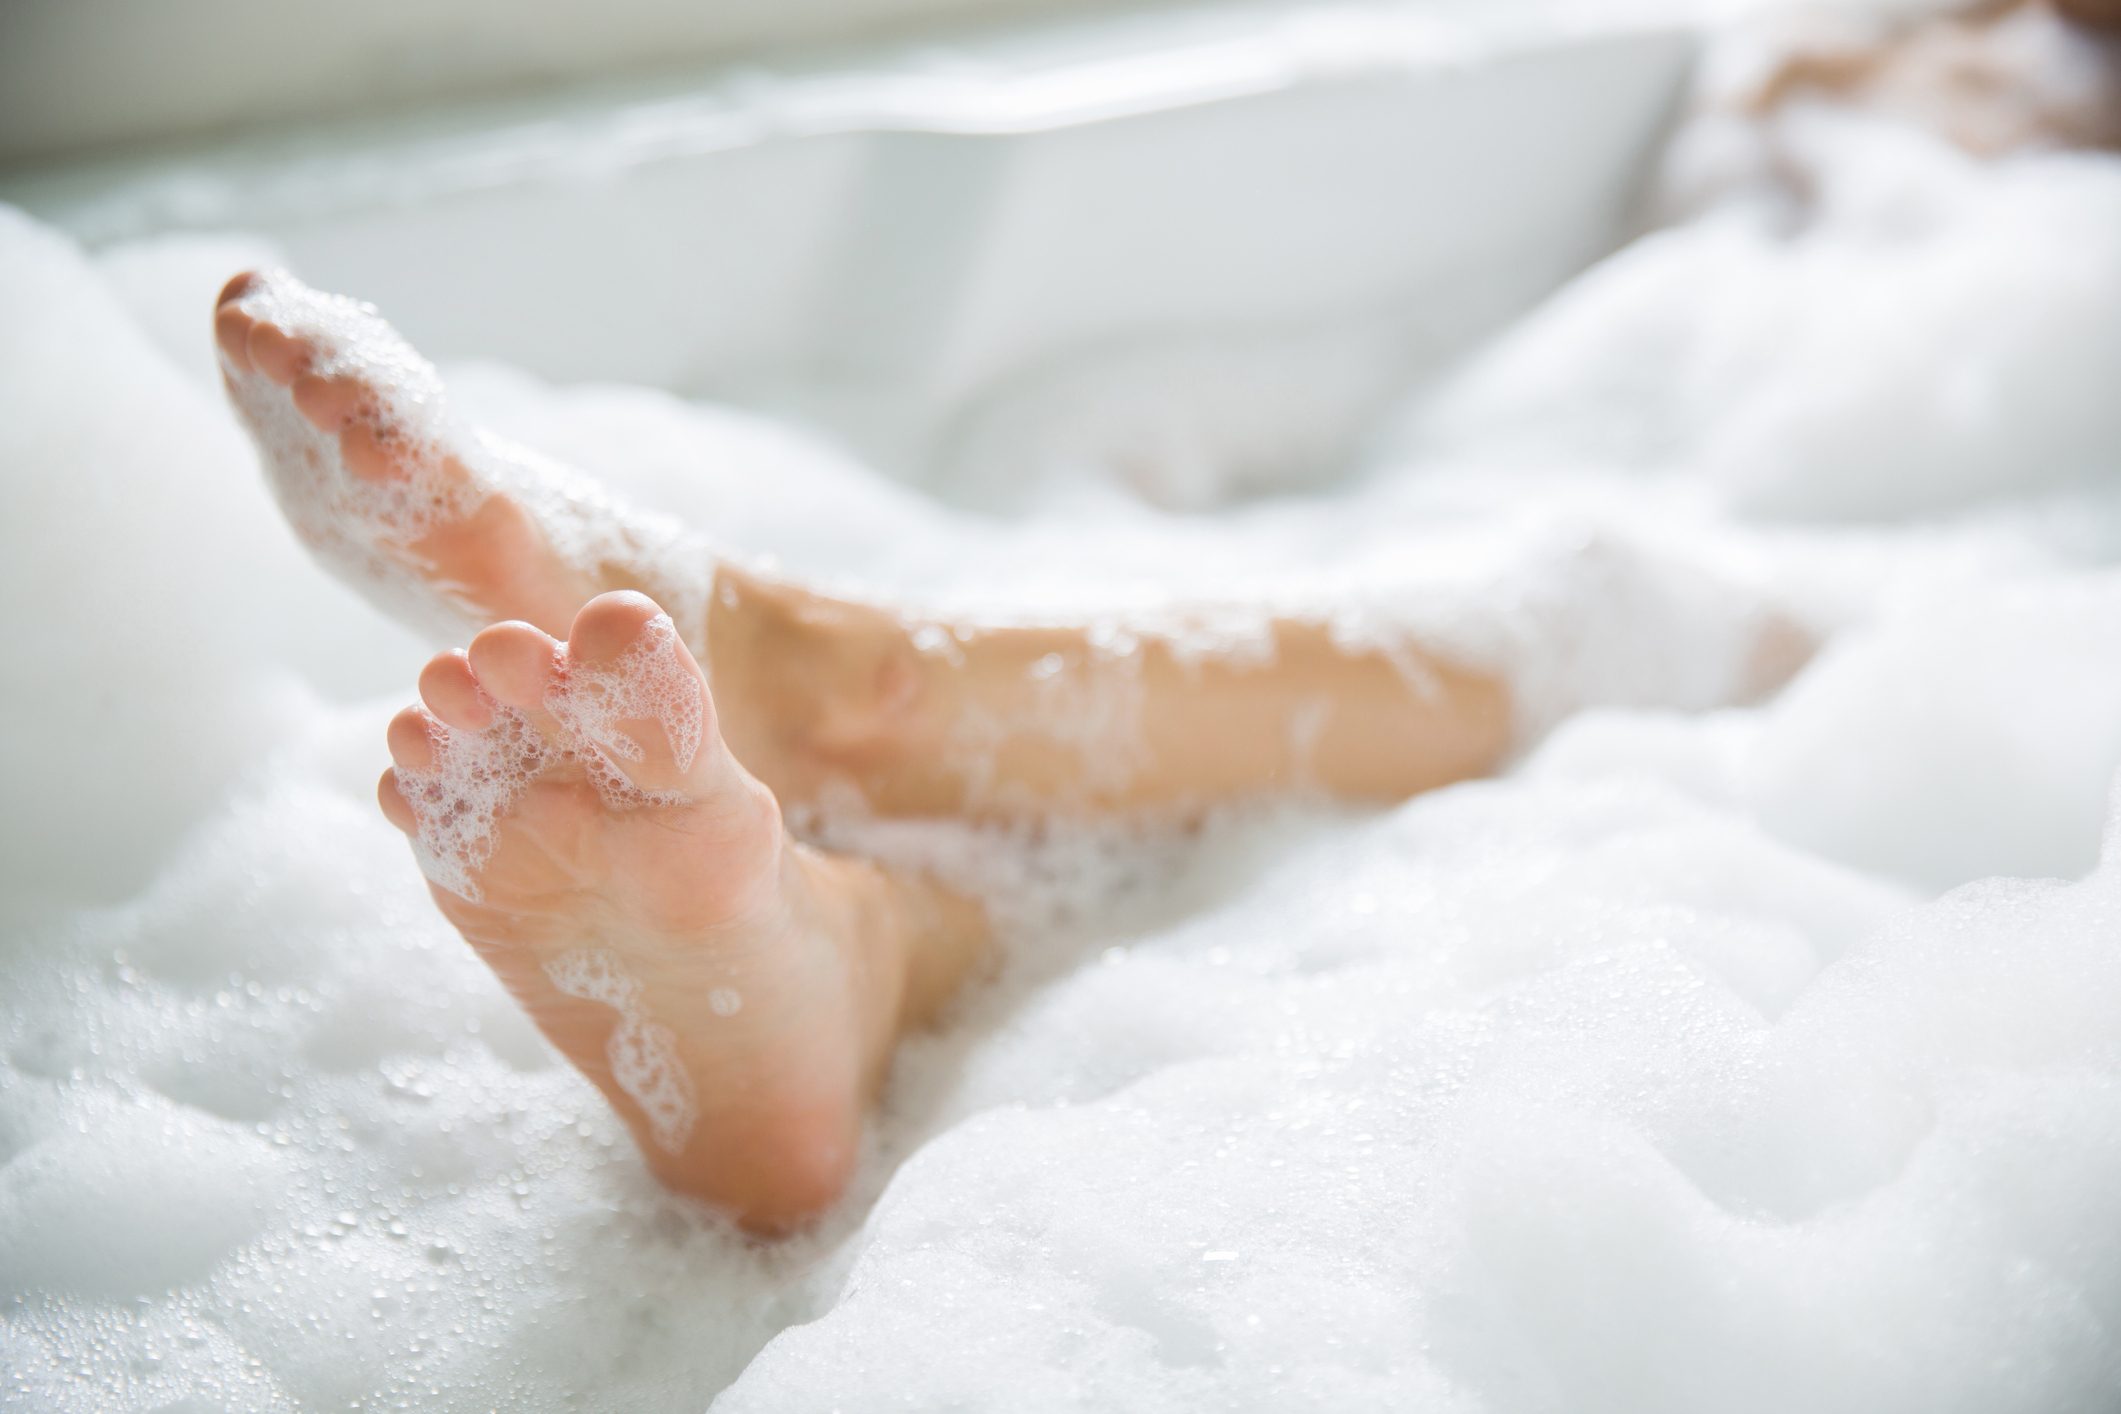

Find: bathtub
7;2;2121;1411
5;4;1691;479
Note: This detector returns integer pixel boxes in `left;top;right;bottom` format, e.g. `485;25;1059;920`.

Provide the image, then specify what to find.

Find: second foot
378;590;987;1230
215;270;709;644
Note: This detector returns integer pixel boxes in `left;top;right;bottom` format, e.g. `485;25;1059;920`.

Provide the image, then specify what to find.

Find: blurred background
9;4;2121;1413
0;0;1103;162
0;0;1693;163
0;0;1702;498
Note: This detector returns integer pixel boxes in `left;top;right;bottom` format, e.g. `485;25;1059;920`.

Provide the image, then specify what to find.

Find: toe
560;591;716;789
568;591;667;667
387;705;439;769
339;419;404;482
248;320;310;384
420;650;495;731
216;271;262;307
378;769;417;833
292;373;367;433
214;304;255;373
468;621;562;711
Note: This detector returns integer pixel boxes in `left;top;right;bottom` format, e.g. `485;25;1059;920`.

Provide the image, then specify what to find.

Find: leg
380;591;987;1232
707;567;1516;818
283;317;1800;1227
214;270;1516;816
221;274;1802;827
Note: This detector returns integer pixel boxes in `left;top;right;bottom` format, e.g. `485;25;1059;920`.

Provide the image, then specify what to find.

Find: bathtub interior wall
7;2;2121;1412
7;7;1695;499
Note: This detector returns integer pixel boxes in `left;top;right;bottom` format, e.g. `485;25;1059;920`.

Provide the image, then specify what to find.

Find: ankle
707;566;939;804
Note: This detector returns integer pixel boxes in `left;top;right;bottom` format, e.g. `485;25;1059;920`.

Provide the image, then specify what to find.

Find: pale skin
211;1;2115;1231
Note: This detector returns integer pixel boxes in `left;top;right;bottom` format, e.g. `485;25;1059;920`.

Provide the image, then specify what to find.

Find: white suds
392;701;552;901
544;613;705;809
217;274;485;638
391;614;706;900
220;269;715;648
544;949;698;1154
944;636;1151;807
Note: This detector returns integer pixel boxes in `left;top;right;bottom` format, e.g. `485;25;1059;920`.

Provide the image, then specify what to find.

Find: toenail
217;271;260;307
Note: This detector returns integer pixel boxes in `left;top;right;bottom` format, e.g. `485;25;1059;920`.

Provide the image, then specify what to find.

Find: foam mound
6;22;2121;1413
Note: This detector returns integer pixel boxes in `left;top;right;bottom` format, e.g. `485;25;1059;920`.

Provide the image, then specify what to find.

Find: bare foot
214;270;710;643
377;590;988;1230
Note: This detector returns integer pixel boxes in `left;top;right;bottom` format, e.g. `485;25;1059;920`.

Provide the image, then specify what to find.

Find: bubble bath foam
5;3;2121;1410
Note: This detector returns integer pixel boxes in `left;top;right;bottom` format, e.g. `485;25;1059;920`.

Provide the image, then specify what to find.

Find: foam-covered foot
379;591;984;1229
215;270;710;643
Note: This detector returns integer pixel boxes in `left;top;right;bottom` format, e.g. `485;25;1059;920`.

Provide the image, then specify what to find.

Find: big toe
558;592;716;791
569;591;667;667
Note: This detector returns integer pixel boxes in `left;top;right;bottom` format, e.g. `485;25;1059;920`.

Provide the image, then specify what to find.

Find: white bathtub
5;4;1691;478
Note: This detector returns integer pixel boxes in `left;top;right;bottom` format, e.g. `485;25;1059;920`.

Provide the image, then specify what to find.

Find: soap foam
544;612;706;808
943;637;1151;807
221;270;717;649
394;701;552;901
216;273;486;640
545;948;699;1155
392;616;706;900
10;10;2121;1411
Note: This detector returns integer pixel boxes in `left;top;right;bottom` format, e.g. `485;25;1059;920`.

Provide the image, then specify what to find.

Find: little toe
419;650;494;731
377;769;418;833
468;621;563;711
247;320;310;384
388;705;440;769
292;373;367;434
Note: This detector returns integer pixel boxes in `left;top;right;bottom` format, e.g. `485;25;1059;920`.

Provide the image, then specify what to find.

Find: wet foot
215;270;711;643
378;590;988;1230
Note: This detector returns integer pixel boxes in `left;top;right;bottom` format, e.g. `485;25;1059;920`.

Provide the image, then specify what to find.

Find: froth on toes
213;269;711;645
377;591;985;1231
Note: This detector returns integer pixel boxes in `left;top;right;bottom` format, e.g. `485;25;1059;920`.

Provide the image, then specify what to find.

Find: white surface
3;7;1693;483
5;11;2121;1414
0;0;1072;164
